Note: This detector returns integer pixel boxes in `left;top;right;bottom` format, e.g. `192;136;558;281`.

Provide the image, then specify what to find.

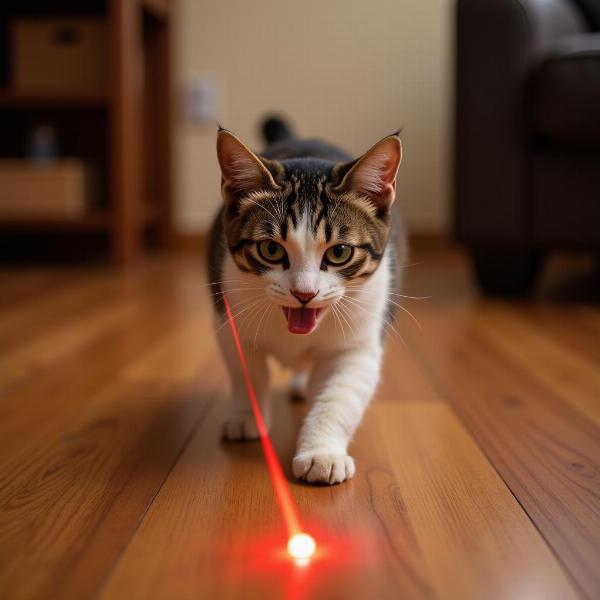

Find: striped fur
207;121;406;485
209;130;402;308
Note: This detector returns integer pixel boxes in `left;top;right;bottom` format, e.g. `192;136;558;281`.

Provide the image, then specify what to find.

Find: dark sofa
455;0;600;294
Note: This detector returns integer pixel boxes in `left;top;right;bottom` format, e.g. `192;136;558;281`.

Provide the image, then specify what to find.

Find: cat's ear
216;129;279;204
336;134;402;211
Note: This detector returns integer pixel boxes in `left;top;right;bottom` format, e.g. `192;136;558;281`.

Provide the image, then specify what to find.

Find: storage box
11;18;108;93
0;160;96;219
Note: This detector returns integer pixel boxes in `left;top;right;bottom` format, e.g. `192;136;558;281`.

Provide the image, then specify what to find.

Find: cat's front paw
292;451;355;485
223;412;262;440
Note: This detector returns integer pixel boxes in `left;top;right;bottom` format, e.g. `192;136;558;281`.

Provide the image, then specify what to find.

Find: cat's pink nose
291;290;318;305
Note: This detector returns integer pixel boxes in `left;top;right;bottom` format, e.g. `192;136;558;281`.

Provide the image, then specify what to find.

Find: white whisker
208;287;265;297
334;302;354;344
345;293;422;331
330;304;347;348
340;295;406;348
203;279;258;287
239;298;269;338
214;296;266;334
253;302;274;354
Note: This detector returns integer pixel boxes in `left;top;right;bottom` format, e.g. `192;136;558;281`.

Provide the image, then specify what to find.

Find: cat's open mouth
282;306;325;335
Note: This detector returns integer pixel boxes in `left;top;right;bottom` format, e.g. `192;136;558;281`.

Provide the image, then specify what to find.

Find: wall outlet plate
183;72;223;126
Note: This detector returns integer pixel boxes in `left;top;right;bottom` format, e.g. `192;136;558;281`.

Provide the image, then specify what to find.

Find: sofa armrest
533;32;600;144
455;0;586;246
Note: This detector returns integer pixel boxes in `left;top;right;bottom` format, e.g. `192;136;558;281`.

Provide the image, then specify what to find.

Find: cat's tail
262;115;295;145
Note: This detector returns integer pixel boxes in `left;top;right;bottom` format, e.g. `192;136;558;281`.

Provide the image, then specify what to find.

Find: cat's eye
324;244;354;266
257;240;286;263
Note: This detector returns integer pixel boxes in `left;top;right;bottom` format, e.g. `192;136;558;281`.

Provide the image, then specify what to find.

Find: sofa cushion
573;0;600;30
533;33;600;145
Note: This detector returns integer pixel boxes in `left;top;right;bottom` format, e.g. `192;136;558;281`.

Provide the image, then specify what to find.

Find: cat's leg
292;346;382;484
217;325;270;440
289;370;309;402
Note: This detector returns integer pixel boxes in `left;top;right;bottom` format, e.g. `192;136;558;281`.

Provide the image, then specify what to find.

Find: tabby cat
207;118;405;484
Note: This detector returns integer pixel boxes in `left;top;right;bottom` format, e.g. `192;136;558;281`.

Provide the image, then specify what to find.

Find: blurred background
0;0;598;298
0;0;452;265
1;2;600;599
173;0;451;236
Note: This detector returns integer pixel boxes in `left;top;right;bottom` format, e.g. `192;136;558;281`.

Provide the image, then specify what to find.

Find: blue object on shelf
27;125;60;163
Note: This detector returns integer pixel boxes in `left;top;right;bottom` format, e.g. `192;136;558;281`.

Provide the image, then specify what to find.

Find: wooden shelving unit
0;205;159;233
0;213;111;232
0;0;173;264
0;90;109;108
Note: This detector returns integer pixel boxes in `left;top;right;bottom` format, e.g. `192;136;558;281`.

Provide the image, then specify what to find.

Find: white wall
173;0;452;234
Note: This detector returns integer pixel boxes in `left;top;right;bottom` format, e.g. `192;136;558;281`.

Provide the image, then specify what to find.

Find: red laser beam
223;295;302;538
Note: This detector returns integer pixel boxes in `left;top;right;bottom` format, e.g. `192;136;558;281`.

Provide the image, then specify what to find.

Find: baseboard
172;232;207;253
409;231;455;249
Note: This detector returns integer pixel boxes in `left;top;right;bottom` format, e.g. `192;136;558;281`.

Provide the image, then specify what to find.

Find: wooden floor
0;242;599;600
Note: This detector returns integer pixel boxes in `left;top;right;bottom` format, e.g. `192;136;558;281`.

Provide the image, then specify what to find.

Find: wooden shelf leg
144;11;173;248
156;15;173;247
110;0;144;264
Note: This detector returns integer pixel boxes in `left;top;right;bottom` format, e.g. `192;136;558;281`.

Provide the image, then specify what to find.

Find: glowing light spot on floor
287;533;316;560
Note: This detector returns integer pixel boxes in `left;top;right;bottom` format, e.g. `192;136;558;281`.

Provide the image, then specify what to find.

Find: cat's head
216;129;402;335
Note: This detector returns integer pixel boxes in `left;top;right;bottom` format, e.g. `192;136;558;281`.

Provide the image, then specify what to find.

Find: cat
207;117;405;484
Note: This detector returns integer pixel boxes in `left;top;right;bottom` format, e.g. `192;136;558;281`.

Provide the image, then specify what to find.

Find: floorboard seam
91;397;217;600
400;326;589;600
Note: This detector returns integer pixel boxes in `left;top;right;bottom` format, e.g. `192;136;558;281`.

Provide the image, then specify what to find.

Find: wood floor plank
123;311;214;384
0;259;187;355
471;304;600;427
1;248;596;600
0;272;114;352
98;384;575;599
0;297;197;453
406;304;600;599
97;391;442;600
378;402;577;600
581;307;600;335
0;268;76;310
0;381;212;600
0;265;216;600
0;298;136;393
525;306;600;364
0;259;210;441
377;338;441;403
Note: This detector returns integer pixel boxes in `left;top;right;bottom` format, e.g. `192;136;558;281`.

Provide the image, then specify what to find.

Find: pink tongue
286;307;318;334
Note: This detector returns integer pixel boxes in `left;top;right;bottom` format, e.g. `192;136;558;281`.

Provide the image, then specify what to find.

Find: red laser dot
287;533;316;560
223;295;315;559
